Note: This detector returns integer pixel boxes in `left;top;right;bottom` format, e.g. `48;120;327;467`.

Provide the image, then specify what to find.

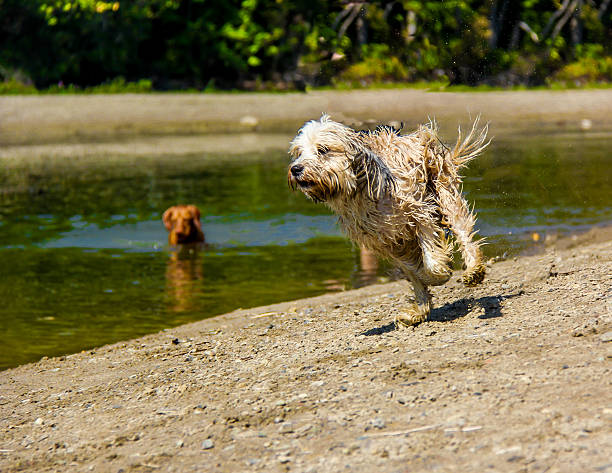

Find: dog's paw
462;263;486;287
394;306;428;328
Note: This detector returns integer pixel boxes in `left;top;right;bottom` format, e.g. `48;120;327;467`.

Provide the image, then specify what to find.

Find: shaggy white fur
289;115;489;326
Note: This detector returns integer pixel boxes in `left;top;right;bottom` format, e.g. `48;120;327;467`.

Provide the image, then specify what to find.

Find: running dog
288;115;488;326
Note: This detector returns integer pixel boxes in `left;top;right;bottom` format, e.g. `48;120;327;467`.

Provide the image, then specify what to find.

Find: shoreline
1;225;610;472
2;89;612;146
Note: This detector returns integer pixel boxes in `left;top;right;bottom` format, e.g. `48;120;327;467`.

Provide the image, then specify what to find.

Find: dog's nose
291;164;304;176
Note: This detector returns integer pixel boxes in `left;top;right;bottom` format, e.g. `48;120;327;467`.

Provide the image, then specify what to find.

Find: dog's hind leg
436;185;486;286
395;271;431;327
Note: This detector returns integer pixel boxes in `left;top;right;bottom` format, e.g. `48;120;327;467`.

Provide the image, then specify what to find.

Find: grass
2;77;612;96
312;79;612;93
0;77;154;95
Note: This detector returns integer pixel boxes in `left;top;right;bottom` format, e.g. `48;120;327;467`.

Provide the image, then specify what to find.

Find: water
1;132;610;369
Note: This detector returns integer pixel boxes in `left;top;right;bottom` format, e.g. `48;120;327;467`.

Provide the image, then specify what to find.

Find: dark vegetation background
1;0;611;92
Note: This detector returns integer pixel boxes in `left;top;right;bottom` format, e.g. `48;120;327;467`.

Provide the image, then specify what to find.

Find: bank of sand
0;229;610;472
2;88;612;149
0;90;611;472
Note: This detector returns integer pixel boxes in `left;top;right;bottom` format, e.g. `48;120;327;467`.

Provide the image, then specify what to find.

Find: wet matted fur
288;115;489;326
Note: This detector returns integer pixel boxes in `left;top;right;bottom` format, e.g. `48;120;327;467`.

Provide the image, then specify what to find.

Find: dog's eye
317;145;329;155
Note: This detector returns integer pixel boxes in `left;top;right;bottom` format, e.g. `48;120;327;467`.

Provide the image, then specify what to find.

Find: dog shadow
360;322;397;336
429;295;504;322
360;291;523;336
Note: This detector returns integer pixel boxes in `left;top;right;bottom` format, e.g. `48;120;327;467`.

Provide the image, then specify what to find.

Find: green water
1;132;610;369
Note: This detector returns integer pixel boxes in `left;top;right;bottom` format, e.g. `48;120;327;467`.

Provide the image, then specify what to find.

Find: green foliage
78;77;154;93
0;0;611;91
0;79;38;94
552;44;612;85
336;45;410;85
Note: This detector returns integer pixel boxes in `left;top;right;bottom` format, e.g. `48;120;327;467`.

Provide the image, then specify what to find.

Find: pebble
495;445;522;456
296;424;313;435
371;418;386;429
279;422;294;434
239;115;259;127
201;439;214;450
278;455;291;464
600;331;612;343
580;118;593;130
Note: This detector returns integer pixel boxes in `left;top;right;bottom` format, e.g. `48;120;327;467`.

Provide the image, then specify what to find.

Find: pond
1;131;610;370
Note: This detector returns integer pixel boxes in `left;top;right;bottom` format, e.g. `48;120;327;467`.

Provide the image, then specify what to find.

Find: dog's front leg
436;184;486;286
395;271;431;327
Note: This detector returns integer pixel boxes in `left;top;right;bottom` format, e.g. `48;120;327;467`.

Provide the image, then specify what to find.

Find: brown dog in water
162;205;205;245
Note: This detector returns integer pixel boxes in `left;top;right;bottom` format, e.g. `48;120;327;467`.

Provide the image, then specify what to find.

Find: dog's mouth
296;179;315;189
287;170;315;191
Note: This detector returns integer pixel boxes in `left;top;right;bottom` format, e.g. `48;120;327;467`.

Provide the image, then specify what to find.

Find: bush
0;79;37;95
551;44;612;86
335;45;410;85
86;78;153;94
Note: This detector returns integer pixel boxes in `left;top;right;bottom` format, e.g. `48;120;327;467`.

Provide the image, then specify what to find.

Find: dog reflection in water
323;246;380;291
356;246;379;287
163;205;205;313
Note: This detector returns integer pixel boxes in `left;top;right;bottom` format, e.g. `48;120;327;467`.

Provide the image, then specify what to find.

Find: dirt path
2;89;612;146
1;226;610;472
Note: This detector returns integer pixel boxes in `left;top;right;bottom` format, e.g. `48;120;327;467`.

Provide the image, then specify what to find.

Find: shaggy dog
162;205;205;245
288;115;488;326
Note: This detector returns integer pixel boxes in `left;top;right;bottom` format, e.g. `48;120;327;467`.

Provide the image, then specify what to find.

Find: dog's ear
162;207;175;230
187;205;204;238
288;141;300;160
187;205;201;221
351;147;396;200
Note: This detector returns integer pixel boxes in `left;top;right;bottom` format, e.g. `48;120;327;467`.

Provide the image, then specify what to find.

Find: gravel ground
1;226;610;473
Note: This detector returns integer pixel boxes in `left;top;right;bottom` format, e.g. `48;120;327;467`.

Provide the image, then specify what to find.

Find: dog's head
288;115;395;203
162;205;205;245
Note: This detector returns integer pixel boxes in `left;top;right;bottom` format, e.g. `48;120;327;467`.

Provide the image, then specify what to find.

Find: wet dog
162;205;205;245
288;115;488;326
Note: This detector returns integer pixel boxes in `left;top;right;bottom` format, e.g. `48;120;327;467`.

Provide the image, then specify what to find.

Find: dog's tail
450;116;490;168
